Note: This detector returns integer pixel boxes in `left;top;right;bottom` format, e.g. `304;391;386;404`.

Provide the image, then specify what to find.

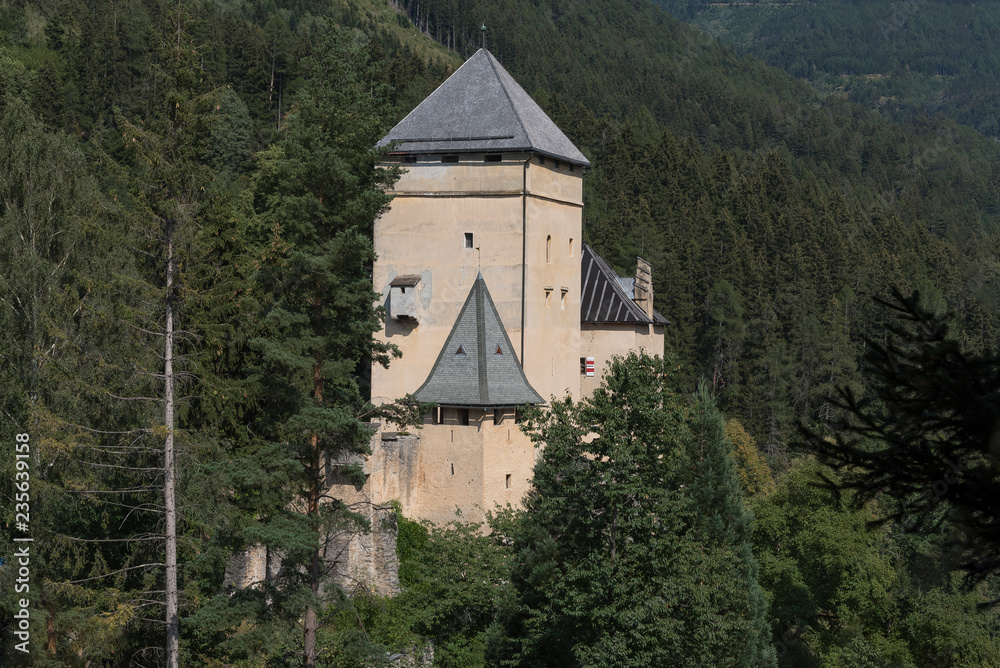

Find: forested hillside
657;0;1000;137
1;0;999;666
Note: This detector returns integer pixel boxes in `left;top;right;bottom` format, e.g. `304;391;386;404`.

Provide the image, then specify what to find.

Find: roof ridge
483;50;531;151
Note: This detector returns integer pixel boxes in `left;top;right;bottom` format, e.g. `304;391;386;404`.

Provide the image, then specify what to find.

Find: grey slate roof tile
379;49;590;167
414;274;544;406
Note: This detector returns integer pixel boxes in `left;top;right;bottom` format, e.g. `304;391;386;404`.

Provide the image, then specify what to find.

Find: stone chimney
634;256;654;319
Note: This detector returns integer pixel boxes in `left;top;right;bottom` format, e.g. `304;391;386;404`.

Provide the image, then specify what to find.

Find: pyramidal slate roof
414;275;544;407
581;244;669;325
379;48;590;167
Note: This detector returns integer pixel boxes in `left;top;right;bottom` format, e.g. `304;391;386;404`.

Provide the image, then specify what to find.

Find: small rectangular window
554;160;561;169
442;155;459;163
561;289;568;310
485;154;502;162
459;408;470;426
545;289;552;308
465;232;474;249
539;156;546;166
569;164;575;172
403;156;417;164
494;408;503;425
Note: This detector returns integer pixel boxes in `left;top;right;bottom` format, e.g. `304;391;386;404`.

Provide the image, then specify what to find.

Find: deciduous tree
490;354;776;667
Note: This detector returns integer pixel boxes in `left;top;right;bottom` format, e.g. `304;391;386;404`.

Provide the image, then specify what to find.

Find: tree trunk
165;230;179;668
303;360;324;668
46;604;56;655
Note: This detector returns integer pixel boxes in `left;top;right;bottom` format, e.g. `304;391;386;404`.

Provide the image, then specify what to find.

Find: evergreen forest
1;0;999;666
657;0;1000;138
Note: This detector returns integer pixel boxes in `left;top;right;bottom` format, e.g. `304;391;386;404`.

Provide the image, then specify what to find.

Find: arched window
546;235;551;263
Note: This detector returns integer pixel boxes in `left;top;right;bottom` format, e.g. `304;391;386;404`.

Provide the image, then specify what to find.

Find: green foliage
396;514;429;587
659;0;1000;139
726;419;776;497
751;457;1000;667
812;291;1000;579
491;354;775;667
400;516;514;667
752;458;902;665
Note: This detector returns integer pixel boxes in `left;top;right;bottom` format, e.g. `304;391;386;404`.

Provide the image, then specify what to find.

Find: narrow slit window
464;232;474;249
569;238;574;256
546;235;551;263
561;289;568;310
451;463;455;475
505;474;511;489
545;289;552;308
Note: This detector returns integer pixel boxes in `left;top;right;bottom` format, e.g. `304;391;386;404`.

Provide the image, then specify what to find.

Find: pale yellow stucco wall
369;153;581;526
356;410;536;527
579;323;666;397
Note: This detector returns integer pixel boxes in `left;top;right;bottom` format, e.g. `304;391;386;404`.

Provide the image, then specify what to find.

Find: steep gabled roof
379;49;590;167
414;275;544;407
581;244;668;325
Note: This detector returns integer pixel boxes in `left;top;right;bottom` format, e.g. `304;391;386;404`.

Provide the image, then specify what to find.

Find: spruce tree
688;384;777;668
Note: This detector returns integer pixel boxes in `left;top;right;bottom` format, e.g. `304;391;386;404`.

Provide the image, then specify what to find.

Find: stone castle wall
224;429;415;598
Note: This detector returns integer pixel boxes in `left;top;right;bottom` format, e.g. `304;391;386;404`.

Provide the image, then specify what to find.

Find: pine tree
239;25;407;667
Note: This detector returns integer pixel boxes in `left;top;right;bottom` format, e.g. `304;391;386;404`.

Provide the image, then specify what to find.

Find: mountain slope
656;0;1000;138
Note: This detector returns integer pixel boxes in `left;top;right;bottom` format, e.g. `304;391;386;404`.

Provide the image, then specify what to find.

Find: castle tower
370;49;589;525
